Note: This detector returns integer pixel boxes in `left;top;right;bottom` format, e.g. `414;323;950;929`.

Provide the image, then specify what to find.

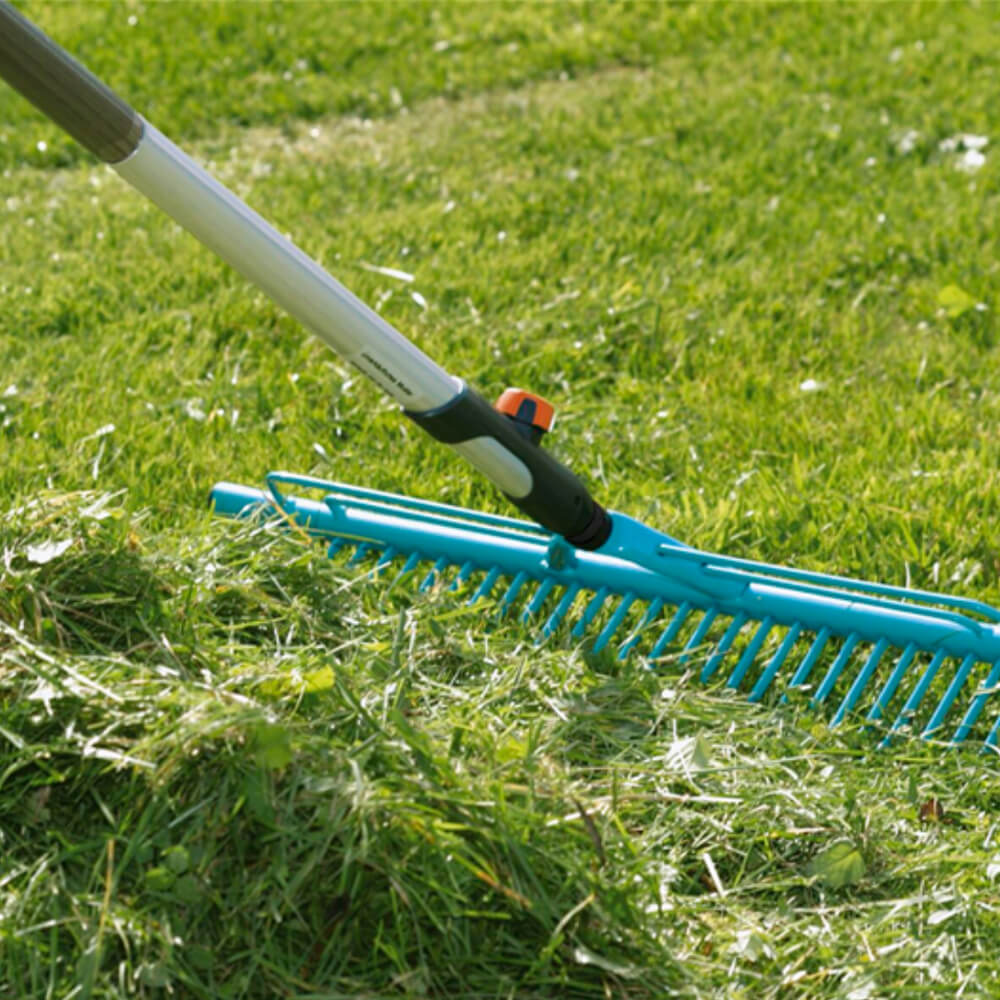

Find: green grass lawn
4;2;1000;996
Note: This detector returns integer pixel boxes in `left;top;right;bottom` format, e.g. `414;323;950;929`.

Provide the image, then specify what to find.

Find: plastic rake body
5;2;1000;749
212;474;1000;749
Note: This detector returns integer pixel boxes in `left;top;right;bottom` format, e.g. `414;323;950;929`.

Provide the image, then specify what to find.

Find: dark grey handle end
0;1;142;163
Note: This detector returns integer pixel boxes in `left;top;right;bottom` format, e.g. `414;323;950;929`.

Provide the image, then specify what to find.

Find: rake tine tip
677;607;718;667
951;659;1000;745
701;612;748;683
419;556;450;592
450;560;475;591
541;584;580;641
522;578;556;624
727;616;774;691
498;571;529;617
647;600;693;664
832;637;889;726
922;653;977;742
468;565;502;605
572;587;610;640
617;596;664;661
748;621;802;703
593;592;637;654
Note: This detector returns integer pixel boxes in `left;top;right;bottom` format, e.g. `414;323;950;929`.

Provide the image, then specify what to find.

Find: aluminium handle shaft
0;1;611;547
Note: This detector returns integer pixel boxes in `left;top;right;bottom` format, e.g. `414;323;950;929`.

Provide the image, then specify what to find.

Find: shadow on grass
4;547;171;656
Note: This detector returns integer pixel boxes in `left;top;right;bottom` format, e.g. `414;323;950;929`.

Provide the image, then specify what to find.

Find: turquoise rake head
213;473;1000;752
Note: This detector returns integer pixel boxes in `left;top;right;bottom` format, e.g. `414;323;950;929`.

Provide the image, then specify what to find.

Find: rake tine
593;592;637;653
376;545;398;569
450;560;475;591
418;556;450;592
984;708;1000;752
677;607;719;666
469;566;502;604
617;597;665;661
832;637;890;725
922;653;977;741
813;631;861;705
498;571;529;616
542;584;581;640
866;642;918;724
647;600;694;663
748;621;802;702
398;552;422;575
783;626;832;699
327;537;346;558
522;578;557;623
388;551;425;589
572;587;611;640
952;658;1000;745
727;616;774;690
883;649;948;743
346;542;373;568
701;613;749;682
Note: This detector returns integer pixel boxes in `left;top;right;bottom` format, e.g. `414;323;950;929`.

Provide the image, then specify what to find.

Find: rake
5;4;1000;749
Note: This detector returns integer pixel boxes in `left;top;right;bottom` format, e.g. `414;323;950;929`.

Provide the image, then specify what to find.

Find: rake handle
0;2;142;162
0;2;612;549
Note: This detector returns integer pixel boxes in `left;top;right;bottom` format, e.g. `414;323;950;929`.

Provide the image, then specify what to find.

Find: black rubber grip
0;2;142;163
406;387;612;549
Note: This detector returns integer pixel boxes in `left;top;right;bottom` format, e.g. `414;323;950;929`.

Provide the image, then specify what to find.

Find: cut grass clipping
4;3;1000;998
